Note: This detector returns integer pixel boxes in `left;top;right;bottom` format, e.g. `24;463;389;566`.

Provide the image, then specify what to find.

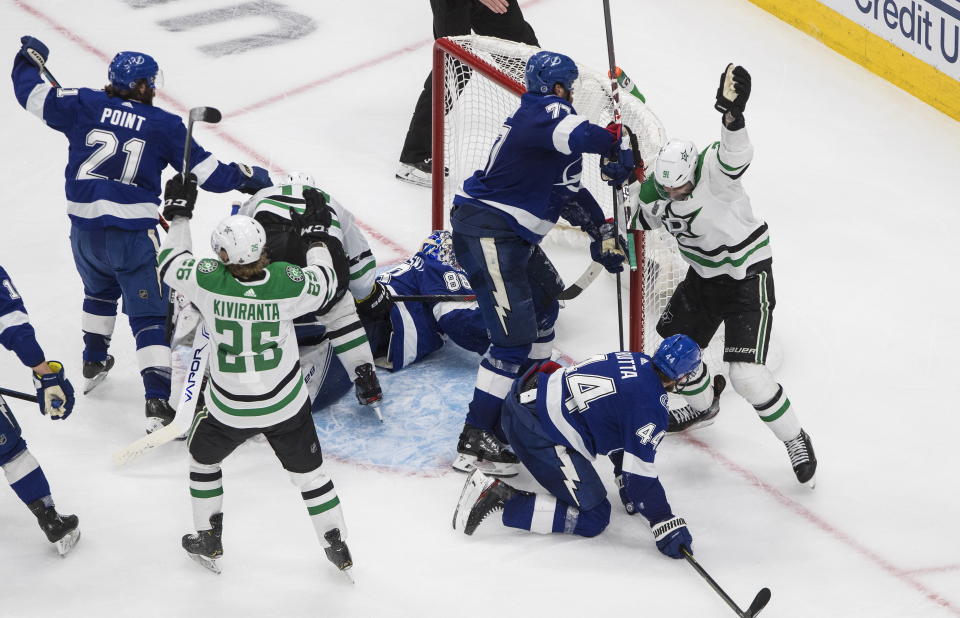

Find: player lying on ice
157;174;353;576
453;335;703;559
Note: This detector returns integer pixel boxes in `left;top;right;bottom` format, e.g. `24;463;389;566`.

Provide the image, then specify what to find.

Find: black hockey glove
356;281;392;320
162;173;198;220
354;363;383;406
715;64;751;130
290;187;333;243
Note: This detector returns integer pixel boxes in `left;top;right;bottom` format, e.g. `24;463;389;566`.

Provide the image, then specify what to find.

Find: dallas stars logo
661;201;702;240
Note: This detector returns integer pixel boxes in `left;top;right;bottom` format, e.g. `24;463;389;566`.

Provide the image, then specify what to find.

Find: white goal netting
434;35;693;359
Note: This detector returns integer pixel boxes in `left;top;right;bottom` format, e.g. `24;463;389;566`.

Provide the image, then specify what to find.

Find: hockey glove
715;64;751;130
608;450;638;515
651;516;693;559
234;163;273;195
589;221;626;274
19;36;49;70
162;173;198;220
33;361;75;420
601;124;642;186
356;281;392;320
354;363;383;406
292;191;350;298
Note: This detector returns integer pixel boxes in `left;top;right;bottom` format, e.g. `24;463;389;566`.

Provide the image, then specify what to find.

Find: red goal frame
430;37;646;352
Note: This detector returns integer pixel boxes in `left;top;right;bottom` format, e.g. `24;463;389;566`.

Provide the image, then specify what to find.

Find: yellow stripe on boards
747;0;960;120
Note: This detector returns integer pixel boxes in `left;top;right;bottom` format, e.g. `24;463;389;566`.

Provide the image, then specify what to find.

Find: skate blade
55;528;81;557
83;373;109;395
453;469;486;531
338;566;356;584
451;453;477;473
394;172;431;188
803;474;817;490
187;552;222;574
472;459;519;478
370;403;384;423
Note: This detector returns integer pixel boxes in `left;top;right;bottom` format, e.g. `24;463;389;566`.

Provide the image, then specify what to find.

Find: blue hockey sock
81;296;117;363
131;316;171;400
2;447;52;506
502;493;576;534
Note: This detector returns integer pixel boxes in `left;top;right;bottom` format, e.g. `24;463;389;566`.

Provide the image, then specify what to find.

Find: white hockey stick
111;324;211;466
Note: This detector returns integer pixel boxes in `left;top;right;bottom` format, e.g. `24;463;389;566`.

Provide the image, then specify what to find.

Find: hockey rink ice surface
2;1;959;616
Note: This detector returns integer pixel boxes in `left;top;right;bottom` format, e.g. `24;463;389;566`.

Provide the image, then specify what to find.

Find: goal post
430;35;683;355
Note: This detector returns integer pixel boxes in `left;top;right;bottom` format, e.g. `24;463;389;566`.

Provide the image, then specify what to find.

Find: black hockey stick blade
189;106;221;124
743;588;772;618
557;262;603;301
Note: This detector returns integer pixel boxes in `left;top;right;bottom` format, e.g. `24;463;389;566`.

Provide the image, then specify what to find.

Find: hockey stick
391;267;602;304
0;387;38;404
111;324;211;466
602;0;630;351
181;107;222;176
681;547;772;617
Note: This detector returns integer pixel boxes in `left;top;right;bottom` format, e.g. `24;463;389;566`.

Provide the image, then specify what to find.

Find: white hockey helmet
654;140;699;190
279;171;317;187
210;215;266;265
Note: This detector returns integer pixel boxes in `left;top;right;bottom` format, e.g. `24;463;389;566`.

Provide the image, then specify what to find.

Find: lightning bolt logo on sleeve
480;238;511;335
554;445;581;506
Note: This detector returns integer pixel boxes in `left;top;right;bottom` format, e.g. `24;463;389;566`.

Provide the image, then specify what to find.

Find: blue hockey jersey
378;254;488;371
533;351;674;523
453;92;613;244
0;266;45;368
12;55;246;230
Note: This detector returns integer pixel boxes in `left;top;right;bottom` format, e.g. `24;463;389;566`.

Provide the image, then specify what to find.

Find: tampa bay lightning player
449;49;640;476
13;37;272;433
453;335;700;560
367;230;490;371
0;266;81;555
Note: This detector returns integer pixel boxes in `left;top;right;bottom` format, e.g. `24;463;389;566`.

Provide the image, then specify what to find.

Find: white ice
1;1;958;617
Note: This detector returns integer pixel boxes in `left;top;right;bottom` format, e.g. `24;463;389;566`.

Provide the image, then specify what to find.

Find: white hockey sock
676;363;712;411
189;459;223;531
291;467;347;546
753;385;802;442
529;494;558;534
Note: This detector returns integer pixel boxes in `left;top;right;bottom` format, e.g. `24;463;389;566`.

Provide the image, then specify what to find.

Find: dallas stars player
627;64;817;487
157;173;353;575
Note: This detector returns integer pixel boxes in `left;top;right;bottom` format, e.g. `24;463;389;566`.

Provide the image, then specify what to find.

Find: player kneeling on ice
454;335;700;559
626;63;816;487
157;174;352;576
0;266;80;556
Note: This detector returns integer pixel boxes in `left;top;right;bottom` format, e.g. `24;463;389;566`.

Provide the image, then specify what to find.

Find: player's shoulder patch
660;393;669;410
284;264;305;282
197;258;220;274
56;88;78;98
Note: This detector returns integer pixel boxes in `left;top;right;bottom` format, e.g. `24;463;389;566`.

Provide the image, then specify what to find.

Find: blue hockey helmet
524;51;578;95
421;230;458;268
108;51;161;90
652;334;702;381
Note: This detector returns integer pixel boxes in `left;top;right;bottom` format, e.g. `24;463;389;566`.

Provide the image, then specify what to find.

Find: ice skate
182;513;223;574
668;375;726;433
452;423;519;477
453;469;521;535
323;528;354;582
28;499;81;557
354;364;384;422
82;354;114;394
145;398;178;436
395;159;435;187
784;429;817;488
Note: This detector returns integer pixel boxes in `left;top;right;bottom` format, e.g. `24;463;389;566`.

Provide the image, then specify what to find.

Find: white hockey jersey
628;125;771;280
158;219;340;429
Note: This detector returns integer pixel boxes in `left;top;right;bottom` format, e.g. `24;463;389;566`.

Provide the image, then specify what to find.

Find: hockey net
430;35;687;356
